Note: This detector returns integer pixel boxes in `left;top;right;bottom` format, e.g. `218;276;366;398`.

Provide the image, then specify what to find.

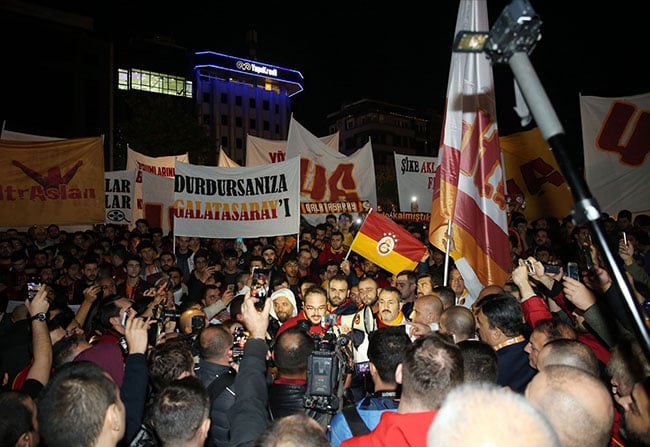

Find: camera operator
195;324;237;446
329;326;411;446
269;326;331;429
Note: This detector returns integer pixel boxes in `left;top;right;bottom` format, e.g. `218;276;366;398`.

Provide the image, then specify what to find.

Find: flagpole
443;219;452;287
344;208;373;261
479;0;650;358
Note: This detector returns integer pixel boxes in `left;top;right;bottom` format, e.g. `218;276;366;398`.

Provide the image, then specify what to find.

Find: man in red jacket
341;332;463;447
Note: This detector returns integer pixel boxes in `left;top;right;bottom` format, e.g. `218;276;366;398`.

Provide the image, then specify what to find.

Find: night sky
26;1;650;156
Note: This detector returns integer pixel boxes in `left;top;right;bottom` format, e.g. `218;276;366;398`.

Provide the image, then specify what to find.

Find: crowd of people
0;207;650;447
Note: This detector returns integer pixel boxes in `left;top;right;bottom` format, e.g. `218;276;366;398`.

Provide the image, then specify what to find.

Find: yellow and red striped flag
428;0;510;295
349;209;427;276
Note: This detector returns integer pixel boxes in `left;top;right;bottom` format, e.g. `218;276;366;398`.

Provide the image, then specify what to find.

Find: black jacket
195;359;236;447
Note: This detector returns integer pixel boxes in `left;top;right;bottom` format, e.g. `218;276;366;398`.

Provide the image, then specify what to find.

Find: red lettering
519;157;564;195
597;101;650;166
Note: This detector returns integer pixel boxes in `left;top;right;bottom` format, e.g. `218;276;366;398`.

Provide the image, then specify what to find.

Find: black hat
261;245;276;254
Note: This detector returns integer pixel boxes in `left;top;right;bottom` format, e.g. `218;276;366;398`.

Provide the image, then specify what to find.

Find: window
235;117;242;127
236;138;243;149
221;115;228;125
203;93;210;103
263;120;270;131
235;96;242;106
263;100;270;111
249;98;256;108
249;118;256;128
220;93;228;104
116;68;192;97
221;137;228;147
274;104;280;114
275;124;280;134
202;114;210;125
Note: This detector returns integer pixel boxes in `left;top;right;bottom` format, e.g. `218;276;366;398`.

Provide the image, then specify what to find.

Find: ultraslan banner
0;136;105;226
173;157;300;238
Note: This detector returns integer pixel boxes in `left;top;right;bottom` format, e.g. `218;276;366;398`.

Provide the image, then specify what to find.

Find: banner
500;128;573;221
173;157;300;238
218;148;241;168
246;131;339;166
140;171;175;235
428;0;510;294
580;92;650;214
394;153;436;213
349;209;427;276
104;169;136;225
1;124;63;142
286;116;376;225
0;136;105;226
126;146;189;227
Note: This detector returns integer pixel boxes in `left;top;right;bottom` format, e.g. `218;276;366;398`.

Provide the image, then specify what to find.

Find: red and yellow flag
350;209;427;276
428;0;510;293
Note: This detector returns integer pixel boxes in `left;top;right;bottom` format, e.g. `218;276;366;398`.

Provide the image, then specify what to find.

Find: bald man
536;338;601;378
438;305;477;343
525;365;614;447
407;294;444;339
428;382;560;447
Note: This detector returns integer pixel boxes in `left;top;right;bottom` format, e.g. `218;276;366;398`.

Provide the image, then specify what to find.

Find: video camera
303;314;353;413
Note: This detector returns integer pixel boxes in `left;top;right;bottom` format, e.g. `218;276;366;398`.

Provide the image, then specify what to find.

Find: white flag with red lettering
428;0;510;294
580;92;650;214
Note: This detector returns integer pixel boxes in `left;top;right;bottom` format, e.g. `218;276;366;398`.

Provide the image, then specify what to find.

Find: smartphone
227;284;235;293
121;310;129;327
250;267;271;309
567;262;579;280
621;231;628;245
27;282;42;301
355;361;370;375
542;263;561;274
524;260;535;275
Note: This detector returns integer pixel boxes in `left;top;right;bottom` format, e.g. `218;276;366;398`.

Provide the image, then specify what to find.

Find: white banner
218;148;241;167
1;124;63;142
141;171;175;235
286;116;376;225
394;153;436;213
173;157;300;238
104;170;136;225
126;146;189;226
246;131;339;166
581;92;650;214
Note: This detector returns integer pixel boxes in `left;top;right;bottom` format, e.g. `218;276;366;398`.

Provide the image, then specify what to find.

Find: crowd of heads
0;207;649;446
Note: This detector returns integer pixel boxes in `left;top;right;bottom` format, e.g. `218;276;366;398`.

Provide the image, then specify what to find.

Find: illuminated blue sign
194;51;304;96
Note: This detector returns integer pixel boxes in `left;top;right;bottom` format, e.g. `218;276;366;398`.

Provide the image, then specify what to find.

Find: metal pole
508;51;650;357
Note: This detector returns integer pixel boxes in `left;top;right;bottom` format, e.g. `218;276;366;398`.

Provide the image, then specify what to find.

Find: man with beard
268;288;298;339
327;274;358;317
341;277;382;402
620;377;650;446
276;286;328;337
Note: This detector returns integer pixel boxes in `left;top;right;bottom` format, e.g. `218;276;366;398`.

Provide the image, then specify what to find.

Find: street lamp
453;0;650;357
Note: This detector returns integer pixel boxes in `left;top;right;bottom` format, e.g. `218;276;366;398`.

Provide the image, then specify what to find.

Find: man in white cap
269;287;298;339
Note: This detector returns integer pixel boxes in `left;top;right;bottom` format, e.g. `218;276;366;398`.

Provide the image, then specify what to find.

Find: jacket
328;395;399;447
195;359;237;447
341;410;438;447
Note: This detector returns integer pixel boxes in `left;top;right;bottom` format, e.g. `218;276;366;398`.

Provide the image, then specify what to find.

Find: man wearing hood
269;288;298;339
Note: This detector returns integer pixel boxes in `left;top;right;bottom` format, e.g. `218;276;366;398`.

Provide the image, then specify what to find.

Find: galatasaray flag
428;0;510;294
349;209;427;276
